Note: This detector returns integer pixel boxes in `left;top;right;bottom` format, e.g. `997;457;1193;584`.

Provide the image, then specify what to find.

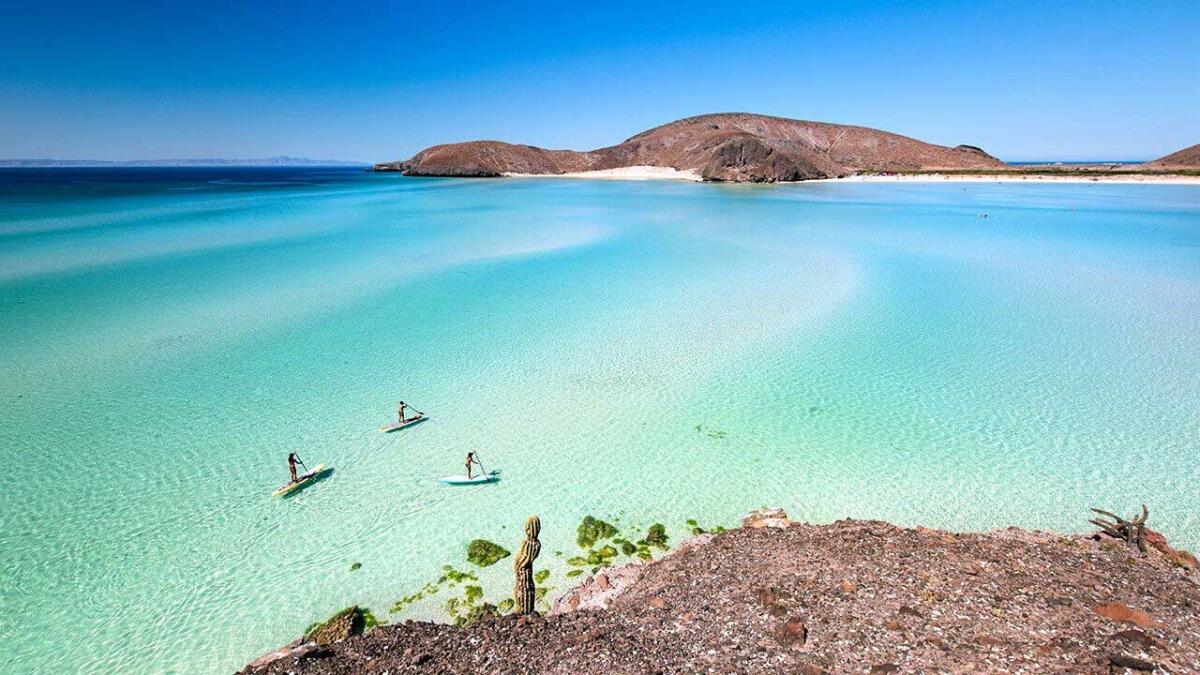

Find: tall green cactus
513;515;542;615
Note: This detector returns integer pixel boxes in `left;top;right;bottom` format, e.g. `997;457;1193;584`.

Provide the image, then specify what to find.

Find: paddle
471;451;490;480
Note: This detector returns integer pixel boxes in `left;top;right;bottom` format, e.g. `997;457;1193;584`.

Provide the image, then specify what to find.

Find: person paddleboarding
287;452;303;484
397;400;408;423
465;451;483;479
274;453;329;496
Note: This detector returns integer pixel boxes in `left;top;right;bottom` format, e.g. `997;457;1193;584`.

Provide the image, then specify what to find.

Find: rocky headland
374;113;1005;182
242;509;1199;674
1147;144;1200;170
374;113;1199;183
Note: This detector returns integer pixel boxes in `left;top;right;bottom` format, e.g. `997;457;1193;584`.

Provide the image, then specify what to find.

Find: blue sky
1;1;1196;161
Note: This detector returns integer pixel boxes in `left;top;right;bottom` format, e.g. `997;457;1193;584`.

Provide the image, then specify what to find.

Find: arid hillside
243;509;1199;674
374;113;1005;182
1147;144;1200;168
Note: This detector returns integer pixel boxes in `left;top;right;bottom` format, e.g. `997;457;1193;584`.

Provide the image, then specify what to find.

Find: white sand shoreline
814;173;1200;185
503;166;702;181
503;166;1200;185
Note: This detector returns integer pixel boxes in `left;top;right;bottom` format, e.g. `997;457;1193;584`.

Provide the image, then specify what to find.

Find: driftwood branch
1090;504;1149;554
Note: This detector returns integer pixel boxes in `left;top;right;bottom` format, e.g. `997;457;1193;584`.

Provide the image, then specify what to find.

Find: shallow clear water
1;168;1198;673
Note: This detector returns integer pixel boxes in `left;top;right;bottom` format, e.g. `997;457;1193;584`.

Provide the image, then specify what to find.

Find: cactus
513;515;542;615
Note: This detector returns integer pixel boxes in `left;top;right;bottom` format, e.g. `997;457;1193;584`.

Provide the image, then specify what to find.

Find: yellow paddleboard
273;463;327;496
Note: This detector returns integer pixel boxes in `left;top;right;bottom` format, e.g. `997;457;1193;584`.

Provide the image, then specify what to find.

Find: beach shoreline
503;166;1200;184
503;165;702;181
818;172;1200;185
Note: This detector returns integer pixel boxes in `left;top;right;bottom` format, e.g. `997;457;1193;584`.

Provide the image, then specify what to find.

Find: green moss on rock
576;515;618;548
466;539;510;567
305;606;368;644
389;581;438;614
438;565;479;584
686;518;728;536
361;607;384;630
639;523;669;550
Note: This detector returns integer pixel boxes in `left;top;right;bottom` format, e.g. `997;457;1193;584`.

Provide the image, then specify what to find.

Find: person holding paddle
465;451;482;479
397;401;408;423
287;452;303;484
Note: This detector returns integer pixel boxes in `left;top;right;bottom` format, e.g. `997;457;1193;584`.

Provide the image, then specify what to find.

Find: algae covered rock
467;539;511;567
577;515;618;548
305;606;365;645
640;523;669;550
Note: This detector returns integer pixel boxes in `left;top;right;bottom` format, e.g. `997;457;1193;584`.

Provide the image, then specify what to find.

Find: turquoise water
2;168;1198;673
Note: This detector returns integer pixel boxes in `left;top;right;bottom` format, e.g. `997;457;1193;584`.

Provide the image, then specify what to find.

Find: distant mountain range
0;156;366;168
375;112;1199;182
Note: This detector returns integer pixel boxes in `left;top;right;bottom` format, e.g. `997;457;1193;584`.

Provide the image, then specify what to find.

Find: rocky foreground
243;510;1199;674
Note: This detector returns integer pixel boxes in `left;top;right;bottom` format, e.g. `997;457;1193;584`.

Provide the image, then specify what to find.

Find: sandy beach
506;166;1200;184
821;172;1200;185
503;165;702;181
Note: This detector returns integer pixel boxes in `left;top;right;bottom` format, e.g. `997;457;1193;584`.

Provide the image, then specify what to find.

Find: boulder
742;508;792;529
1143;529;1198;569
307;606;366;645
1093;603;1156;629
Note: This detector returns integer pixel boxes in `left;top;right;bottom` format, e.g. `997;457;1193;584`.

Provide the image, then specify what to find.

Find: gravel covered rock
242;518;1199;674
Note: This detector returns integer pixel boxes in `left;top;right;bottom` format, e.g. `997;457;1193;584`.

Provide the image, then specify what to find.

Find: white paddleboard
273;463;328;496
440;471;498;485
379;415;427;433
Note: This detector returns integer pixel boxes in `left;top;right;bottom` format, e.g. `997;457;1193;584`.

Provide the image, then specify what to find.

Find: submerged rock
306;606;365;645
638;524;669;550
466;539;510;567
576;516;617;549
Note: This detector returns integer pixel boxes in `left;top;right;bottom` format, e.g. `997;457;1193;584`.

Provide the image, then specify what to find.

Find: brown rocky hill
375;113;1005;182
1146;144;1200;168
243;509;1199;674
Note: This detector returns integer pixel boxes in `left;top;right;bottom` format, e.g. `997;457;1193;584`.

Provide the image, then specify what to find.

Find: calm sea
2;167;1198;672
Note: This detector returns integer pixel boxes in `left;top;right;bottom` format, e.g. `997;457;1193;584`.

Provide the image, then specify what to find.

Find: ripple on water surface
0;173;1198;673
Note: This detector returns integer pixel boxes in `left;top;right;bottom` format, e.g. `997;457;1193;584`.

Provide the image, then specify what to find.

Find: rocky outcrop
375;112;1005;182
376;142;601;177
1146;143;1200;169
241;512;1200;674
245;606;366;671
741;506;792;529
306;606;366;645
1143;529;1198;569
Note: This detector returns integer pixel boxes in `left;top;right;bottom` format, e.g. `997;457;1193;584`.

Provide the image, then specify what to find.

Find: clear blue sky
1;1;1196;162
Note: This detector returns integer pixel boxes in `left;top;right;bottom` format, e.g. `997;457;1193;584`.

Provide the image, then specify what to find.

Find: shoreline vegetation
245;508;1199;673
